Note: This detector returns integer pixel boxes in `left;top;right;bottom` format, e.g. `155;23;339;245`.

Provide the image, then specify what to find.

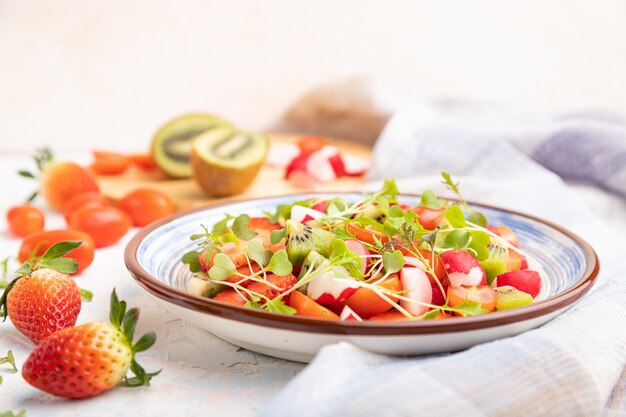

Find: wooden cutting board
97;134;372;211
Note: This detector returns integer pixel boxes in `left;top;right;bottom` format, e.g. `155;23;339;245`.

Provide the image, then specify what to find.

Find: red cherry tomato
18;229;95;274
68;206;131;247
63;192;110;223
447;285;497;314
118;189;176;227
7;205;45;237
90;150;130;176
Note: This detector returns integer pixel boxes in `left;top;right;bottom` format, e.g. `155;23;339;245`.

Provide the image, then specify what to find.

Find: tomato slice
346;223;389;246
369;310;407;321
447;285;497;313
247;217;281;231
246;274;297;300
506;249;522;272
297;136;329;155
90;151;130;176
345;275;401;318
410;206;445;230
213;289;246;306
18;229;95;274
288;291;339;320
493;225;519;247
126;153;156;171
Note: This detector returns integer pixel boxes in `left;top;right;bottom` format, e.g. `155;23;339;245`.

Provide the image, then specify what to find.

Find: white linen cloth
263;107;626;416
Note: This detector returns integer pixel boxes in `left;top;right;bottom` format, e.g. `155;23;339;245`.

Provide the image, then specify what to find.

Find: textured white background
1;0;626;152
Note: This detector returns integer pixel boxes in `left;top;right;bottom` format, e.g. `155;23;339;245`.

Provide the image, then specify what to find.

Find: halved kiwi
151;113;231;178
191;127;268;197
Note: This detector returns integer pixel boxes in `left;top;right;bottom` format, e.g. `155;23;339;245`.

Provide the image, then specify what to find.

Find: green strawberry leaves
109;289;160;387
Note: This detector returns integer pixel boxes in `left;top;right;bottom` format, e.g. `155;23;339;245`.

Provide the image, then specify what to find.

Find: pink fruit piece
431;281;446;306
520;254;529;270
306;147;338;182
399;267;432;316
311;201;329;213
441;250;487;287
285;153;310;179
495;270;542;298
339;305;363;321
345;239;369;274
290;205;325;223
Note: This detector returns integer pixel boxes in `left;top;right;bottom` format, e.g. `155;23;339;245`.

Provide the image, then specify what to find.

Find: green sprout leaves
382;250;404;274
208;254;237;281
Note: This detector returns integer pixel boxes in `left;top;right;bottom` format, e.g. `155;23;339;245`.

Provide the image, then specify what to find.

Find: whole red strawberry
6;268;81;343
22;290;158;398
1;241;85;344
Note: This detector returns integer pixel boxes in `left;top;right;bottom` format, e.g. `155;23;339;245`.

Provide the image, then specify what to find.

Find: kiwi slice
298;250;329;279
152;113;231;178
285;220;335;266
191;127;268;197
361;206;387;223
495;286;533;310
187;273;224;298
481;244;508;284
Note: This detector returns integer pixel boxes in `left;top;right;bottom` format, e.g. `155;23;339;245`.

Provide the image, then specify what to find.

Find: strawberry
1;241;85;343
22;289;158;399
19;148;99;211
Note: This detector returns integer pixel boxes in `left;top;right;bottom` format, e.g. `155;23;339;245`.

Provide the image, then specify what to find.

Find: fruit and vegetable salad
182;173;543;321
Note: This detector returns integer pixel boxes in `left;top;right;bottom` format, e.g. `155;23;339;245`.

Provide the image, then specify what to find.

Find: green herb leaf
444;205;467;228
270;228;286;245
382;250;405;274
79;288;93;302
326;198;347;215
421;309;440;320
246;238;273;267
388;205;404;218
420;190;443;209
208;253;237;281
244;294;263;309
181;251;202;273
377;179;399;199
232;214;255;240
443;229;470;248
450;299;487;317
264;297;297;315
0;410;26;417
267;250;293;276
331;227;355;240
467;211;488;227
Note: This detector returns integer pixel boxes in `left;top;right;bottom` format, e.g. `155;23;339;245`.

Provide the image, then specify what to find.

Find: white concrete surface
1;0;626;152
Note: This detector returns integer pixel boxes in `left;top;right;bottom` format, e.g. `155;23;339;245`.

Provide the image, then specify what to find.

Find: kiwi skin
191;130;268;197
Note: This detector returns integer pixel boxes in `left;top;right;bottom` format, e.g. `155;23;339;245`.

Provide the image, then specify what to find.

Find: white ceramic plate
125;193;599;363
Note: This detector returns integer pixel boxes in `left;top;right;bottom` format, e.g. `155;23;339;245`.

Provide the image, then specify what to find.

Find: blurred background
1;0;626;152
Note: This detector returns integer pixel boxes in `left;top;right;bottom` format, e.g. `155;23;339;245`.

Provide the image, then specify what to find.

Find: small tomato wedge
297;135;329;155
63;192;110;223
90;151;130;176
247;217;282;231
18;229;95;274
126;153;156;171
493;225;519;248
7;204;45;237
288;291;339;320
345;274;401;318
346;223;389;246
447;285;497;314
369;311;408;321
118;188;176;227
246;274;297;300
213;289;246;306
68;206;131;247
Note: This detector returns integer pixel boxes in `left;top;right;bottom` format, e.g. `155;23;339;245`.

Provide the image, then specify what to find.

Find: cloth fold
263;106;626;417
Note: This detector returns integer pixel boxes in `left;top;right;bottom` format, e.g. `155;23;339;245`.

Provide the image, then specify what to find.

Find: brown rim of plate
124;192;600;336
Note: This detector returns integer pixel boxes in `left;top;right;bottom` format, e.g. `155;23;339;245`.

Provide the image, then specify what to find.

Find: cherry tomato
506;249;522;272
410;206;445;230
447;285;497;314
288;291;339;320
68;206;131;247
126;153;156;171
297;136;329;155
213;289;246;306
90;150;130;176
7;205;45;237
247;217;282;231
118;188;176;227
369;311;407;321
346;223;390;246
63;192;110;223
246;274;297;300
18;229;95;274
345;275;401;318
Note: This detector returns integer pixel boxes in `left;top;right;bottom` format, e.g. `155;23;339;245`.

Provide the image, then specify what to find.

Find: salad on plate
181;173;543;321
